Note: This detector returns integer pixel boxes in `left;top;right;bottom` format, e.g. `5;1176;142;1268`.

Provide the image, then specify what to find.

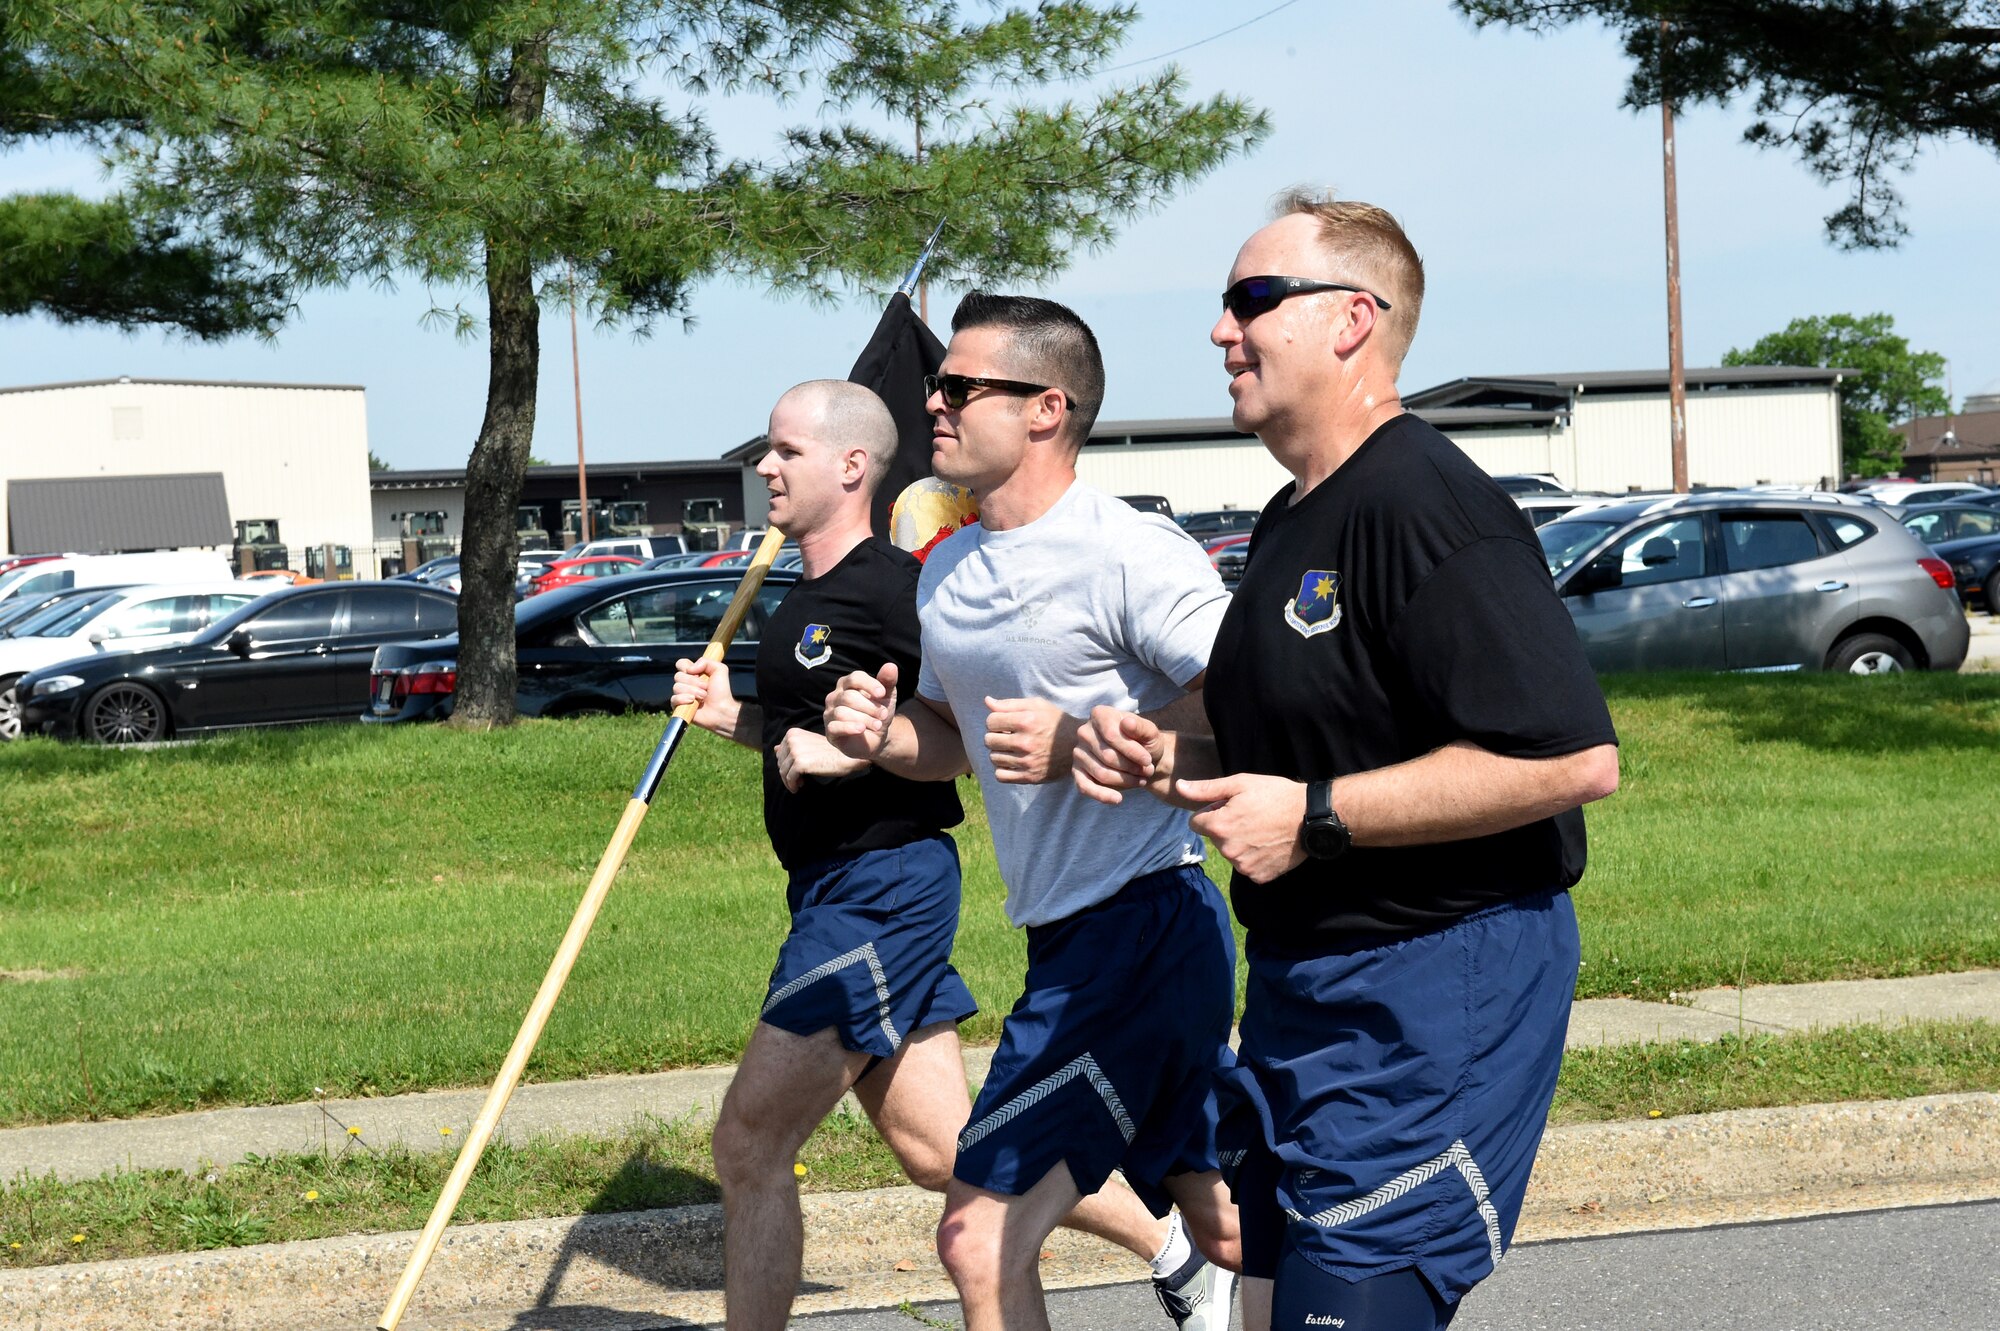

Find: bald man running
674;380;978;1330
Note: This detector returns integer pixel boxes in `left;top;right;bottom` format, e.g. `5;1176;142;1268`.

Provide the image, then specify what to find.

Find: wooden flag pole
377;526;789;1331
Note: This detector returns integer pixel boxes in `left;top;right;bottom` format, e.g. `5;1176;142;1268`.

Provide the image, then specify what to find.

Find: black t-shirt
757;536;962;871
1203;414;1618;949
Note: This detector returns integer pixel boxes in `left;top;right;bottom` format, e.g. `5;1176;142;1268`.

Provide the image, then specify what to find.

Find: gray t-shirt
916;481;1230;927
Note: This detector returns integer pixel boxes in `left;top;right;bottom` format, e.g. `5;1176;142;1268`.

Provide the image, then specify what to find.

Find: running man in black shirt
671;380;975;1331
1072;193;1621;1330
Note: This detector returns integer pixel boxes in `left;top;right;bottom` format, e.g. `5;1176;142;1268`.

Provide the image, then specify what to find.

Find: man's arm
824;663;972;781
670;658;763;749
989;670;1213;787
1176;741;1620;883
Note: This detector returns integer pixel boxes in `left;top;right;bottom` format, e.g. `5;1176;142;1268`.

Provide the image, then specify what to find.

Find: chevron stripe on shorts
1284;1138;1506;1270
761;940;901;1050
958;1052;1137;1151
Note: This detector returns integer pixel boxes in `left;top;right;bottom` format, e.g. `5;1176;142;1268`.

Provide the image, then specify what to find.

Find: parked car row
366;568;793;724
8;473;1987;748
7;565;799;746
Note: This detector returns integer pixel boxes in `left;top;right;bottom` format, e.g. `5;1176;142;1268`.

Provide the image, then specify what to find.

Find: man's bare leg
856;1024;1193;1267
1163;1168;1242;1271
1239;1276;1274;1331
936;1162;1087;1331
852;1020;968;1192
712;1022;869;1331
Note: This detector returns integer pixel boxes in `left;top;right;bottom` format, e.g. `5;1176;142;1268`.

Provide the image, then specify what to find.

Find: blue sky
4;0;1996;469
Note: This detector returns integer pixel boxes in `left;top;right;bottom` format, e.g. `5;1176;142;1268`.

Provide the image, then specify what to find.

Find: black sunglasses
1221;275;1391;321
925;372;1055;411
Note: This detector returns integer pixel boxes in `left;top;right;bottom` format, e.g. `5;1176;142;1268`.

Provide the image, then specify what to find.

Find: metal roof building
0;377;372;561
7;473;233;553
1071;366;1845;513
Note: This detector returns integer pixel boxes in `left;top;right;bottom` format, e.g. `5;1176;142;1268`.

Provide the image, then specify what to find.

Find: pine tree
0;20;284;336
1453;0;2000;248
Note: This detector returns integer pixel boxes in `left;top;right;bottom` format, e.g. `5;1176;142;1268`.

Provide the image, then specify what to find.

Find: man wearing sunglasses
825;292;1242;1331
1071;192;1620;1331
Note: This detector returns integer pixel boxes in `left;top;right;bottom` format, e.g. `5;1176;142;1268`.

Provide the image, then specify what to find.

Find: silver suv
1537;494;1969;673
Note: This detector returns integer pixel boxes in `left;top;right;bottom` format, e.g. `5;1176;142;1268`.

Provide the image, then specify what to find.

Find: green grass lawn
1;672;1996;1129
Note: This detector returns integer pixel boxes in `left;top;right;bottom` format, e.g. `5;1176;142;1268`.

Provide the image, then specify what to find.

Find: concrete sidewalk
6;970;2000;1185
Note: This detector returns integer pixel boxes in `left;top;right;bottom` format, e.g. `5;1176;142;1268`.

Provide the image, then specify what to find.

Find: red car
697;549;753;568
528;555;642;595
0;554;62;579
1206;533;1253;587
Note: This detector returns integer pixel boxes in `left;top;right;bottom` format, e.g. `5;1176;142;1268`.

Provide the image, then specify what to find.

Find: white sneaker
1152;1250;1236;1330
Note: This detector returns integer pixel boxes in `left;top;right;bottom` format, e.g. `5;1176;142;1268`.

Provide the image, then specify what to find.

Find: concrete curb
7;1091;1998;1331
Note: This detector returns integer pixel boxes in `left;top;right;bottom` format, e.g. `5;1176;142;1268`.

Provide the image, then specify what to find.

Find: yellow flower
8;1241;21;1250
1647;1109;1664;1119
304;1190;320;1202
71;1233;86;1244
347;1125;362;1137
439;1126;452;1136
793;1162;807;1178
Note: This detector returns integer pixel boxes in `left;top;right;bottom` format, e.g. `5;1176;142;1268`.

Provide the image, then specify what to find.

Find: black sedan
1897;503;2000;547
1934;533;2000;614
17;582;458;744
364;567;798;723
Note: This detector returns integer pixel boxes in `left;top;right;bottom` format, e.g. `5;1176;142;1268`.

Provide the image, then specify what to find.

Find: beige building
0;377;373;567
1072;366;1846;513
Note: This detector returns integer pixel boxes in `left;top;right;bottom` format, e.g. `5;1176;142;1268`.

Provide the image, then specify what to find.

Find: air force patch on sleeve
795;623;833;668
1283;570;1343;638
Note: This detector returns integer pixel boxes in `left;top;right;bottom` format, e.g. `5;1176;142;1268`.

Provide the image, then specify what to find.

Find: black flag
848;291;947;538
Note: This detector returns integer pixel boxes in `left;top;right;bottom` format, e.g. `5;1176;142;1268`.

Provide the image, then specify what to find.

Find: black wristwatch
1301;780;1351;860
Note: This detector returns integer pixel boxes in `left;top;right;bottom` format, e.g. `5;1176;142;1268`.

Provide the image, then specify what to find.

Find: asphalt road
793;1200;2000;1331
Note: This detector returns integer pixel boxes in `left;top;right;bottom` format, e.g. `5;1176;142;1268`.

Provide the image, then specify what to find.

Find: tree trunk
451;36;550;728
453;244;539;726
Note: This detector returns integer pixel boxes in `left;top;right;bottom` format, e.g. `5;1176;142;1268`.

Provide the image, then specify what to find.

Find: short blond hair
774;380;900;495
1274;188;1425;372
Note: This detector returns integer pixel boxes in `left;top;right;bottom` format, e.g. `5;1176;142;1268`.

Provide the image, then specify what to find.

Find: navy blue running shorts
1222;889;1579;1308
954;863;1237;1216
760;834;978;1059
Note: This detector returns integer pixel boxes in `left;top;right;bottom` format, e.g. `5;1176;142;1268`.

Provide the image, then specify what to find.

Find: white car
0;582;272;740
1857;481;1996;507
0;549;234;608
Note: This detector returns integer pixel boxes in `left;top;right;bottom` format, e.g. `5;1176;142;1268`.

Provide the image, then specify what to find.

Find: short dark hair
950;292;1105;448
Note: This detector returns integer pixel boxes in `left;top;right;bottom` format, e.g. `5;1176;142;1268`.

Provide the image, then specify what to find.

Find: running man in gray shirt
826;293;1241;1331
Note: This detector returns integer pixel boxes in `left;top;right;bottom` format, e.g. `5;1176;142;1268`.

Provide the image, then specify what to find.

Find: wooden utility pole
1661;19;1690;493
914;101;929;324
568;264;591;542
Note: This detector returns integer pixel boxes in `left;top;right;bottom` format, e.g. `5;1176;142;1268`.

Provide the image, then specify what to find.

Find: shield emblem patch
795;622;833;668
1283;570;1343;639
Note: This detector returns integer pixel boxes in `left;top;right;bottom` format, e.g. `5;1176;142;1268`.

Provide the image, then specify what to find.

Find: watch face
1303;819;1348;860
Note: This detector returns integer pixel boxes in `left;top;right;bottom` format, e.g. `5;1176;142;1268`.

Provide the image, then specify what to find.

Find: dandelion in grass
1648;1110;1663;1119
440;1126;453;1137
348;1126;362;1137
304;1190;320;1202
71;1233;86;1244
8;1241;21;1251
793;1162;807;1178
